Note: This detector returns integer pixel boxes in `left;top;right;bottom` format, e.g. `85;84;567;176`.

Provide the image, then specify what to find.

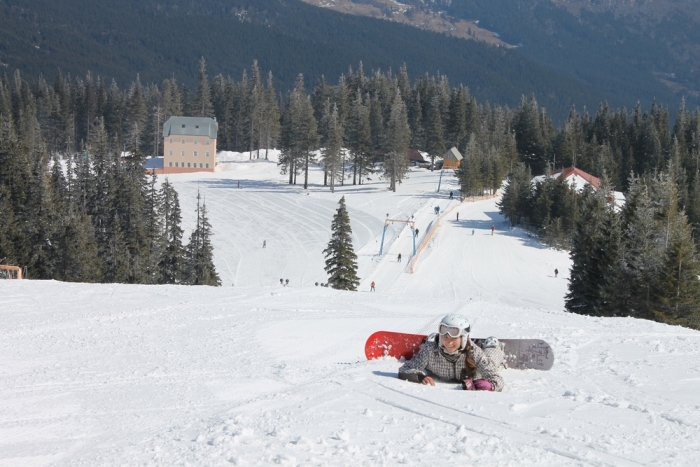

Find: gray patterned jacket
398;336;504;392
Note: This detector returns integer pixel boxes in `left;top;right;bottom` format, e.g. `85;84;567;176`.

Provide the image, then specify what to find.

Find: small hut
442;146;463;169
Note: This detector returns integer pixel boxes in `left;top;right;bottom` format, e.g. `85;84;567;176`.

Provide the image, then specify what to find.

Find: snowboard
365;331;554;370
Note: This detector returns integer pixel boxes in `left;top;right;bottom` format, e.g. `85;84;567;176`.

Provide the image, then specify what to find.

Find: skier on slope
398;313;505;391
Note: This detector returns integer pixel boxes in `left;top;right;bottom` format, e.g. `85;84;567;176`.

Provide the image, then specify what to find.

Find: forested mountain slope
0;0;680;122
303;0;700;114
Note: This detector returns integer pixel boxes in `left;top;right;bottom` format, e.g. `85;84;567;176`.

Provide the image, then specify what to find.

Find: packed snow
1;150;699;466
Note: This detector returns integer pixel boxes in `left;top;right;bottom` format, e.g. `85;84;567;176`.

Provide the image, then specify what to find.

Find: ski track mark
364;380;649;467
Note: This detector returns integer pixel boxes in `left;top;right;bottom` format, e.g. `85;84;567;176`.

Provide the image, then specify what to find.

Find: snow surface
1;150;699;466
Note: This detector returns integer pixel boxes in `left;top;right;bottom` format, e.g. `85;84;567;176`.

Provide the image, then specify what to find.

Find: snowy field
1;151;699;466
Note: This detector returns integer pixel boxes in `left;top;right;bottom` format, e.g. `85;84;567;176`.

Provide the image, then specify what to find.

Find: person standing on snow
491;225;495;235
456;212;459;221
399;313;505;391
263;240;266;248
397;253;402;263
370;281;376;292
554;268;558;278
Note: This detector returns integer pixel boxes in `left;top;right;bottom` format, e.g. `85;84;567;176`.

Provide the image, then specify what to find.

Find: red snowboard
365;331;554;370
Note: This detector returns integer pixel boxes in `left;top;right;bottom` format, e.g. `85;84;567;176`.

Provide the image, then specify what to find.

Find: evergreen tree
184;191;220;286
158;178;184;284
384;89;410;192
323;196;359;291
56;210;101;282
425;94;445;171
622;175;665;319
262;71;281;160
655;213;700;327
193;57;214;118
497;162;532;226
321;104;344;193
346;90;373;185
565;187;620;316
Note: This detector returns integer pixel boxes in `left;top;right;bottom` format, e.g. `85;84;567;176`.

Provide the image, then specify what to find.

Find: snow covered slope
1;152;698;466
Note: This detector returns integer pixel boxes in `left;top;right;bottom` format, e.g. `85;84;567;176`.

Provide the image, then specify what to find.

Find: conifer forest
1;58;700;328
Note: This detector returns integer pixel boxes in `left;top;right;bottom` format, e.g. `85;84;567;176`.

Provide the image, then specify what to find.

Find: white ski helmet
438;314;470;350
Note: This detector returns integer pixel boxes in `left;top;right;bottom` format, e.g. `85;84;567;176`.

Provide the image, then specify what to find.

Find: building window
194;151;198;157
169;150;172;156
175;162;178;167
205;139;210;145
194;139;198;144
181;151;185;156
206;152;210;157
169;162;172;167
181;138;185;144
169;138;173;143
206;163;209;168
187;163;191;168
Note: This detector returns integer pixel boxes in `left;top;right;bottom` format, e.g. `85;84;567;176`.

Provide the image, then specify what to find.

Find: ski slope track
1;150;699;466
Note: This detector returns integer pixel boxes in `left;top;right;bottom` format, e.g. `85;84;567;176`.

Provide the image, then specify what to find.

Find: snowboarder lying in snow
398;313;505;391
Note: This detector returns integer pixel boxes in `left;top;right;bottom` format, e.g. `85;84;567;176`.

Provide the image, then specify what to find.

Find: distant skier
279;278;284;285
397;253;402;263
415;228;419;237
263;240;266;248
472;229;475;236
398;312;504;391
554;268;559;278
370;281;376;292
456;212;459;221
491;225;495;235
449;191;453;200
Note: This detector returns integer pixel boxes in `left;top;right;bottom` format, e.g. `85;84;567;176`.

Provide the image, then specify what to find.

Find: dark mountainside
302;0;700;117
1;0;690;123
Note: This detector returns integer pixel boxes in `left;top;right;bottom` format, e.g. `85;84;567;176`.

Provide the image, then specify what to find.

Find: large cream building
162;116;218;173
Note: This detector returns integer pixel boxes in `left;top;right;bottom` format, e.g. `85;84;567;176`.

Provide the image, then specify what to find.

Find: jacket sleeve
472;345;504;392
397;342;433;383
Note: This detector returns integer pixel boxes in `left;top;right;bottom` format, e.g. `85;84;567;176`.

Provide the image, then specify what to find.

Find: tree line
0;67;220;285
499;98;700;329
3;56;700;329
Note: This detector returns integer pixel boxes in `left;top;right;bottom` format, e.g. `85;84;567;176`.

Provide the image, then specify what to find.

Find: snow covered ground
1;151;699;466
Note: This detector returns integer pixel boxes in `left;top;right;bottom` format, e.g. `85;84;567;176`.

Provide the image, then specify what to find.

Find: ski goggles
439;324;469;338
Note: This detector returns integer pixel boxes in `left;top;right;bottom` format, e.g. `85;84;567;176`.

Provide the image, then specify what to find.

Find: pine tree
384;89;410;192
56;209;102;282
158;178;184;284
184;191;220;286
323;196;360;290
565;187;620;316
622;175;665;319
193;57;214;118
346;90;373;185
654;212;700;327
425;94;445;171
321;104;344;193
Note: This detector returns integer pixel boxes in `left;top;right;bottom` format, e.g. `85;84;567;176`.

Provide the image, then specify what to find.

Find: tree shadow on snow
450;212;551;250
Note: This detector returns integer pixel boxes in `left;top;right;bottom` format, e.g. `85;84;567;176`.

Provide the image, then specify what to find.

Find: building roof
163;116;218;139
408;149;427;163
144;157;164;170
443;146;463;161
532;166;600;191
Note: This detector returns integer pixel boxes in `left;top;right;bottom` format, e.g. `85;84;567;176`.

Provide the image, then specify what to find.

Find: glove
461;378;474;390
473;379;493;391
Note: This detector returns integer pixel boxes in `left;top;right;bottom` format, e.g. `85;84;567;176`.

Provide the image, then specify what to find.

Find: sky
1;151;699;466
